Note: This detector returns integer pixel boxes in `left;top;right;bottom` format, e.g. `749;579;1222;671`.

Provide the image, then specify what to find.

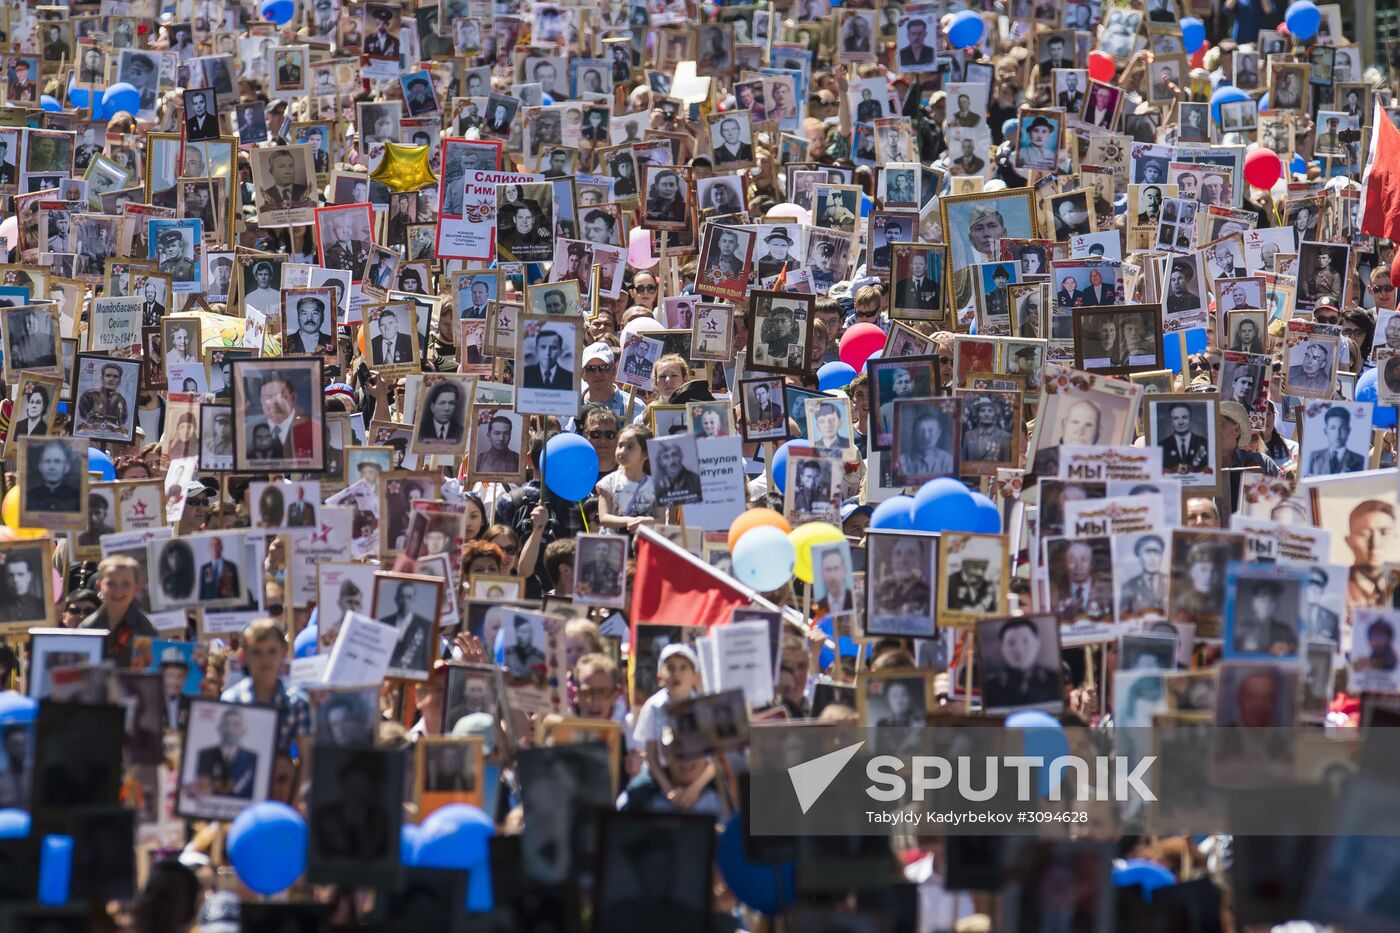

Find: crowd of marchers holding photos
5;0;1400;928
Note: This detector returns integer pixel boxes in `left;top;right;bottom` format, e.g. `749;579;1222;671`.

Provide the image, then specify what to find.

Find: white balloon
731;525;796;592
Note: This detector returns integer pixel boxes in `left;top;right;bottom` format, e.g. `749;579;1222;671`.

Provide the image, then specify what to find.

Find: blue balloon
1285;0;1320;40
293;610;318;658
1113;858;1177;900
101;82;142;119
400;822;422;866
1357;367;1398;429
39;96;61;113
860;194;872;218
716;813;796;915
769;439;804;494
1291;154;1308;176
969;492;1001;533
1179;17;1206;54
415;804;495;912
0;692;37;726
38;835;71;906
540;93;554;107
542;432;599;502
1209;84;1248;125
0;809;30;839
946;9;985;48
816;614;861;670
227;802;307;895
66;82;90;109
1006;710;1068;797
870;495;916;531
1257;92;1270;112
817;361;857;390
912;478;977;533
87;447;116;481
259;0;297;26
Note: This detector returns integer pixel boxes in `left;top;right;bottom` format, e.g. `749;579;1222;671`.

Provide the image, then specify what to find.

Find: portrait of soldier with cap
402;73;437;115
1118;533;1168;618
155;225;197;283
364;4;402;57
1230;572;1302;657
946;548;1000;613
1016;113;1059;170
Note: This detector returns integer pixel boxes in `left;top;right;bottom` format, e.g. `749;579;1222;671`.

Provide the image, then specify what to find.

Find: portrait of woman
167;412;197;460
165;325;196;366
12;385;50;437
645;169;687;225
248;423;281;461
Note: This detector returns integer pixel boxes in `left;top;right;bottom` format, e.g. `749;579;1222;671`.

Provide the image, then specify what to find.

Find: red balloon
1087;50;1115;83
1243;147;1282;190
839;323;886;371
1189;40;1210;69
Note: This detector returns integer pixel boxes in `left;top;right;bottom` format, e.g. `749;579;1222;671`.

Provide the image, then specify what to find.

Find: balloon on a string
838;323;884;370
1243;147;1282;189
1284;0;1320;40
869;495;916;530
1357;367;1397;429
39;96;61;113
626;226;658;270
259;0;297;26
542;433;599;502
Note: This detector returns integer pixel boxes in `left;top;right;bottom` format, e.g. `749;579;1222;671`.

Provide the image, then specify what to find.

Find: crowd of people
0;0;1395;928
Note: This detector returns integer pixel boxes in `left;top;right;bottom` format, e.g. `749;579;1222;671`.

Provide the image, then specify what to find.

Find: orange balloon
728;508;792;553
356;324;366;357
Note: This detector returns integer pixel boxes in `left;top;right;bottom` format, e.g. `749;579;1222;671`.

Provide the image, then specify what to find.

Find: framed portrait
1299;400;1374;479
231;356;326;473
978;615;1064;713
867;354;940;451
888;242;948;322
1072;305;1165;376
784;454;841;525
1223;563;1304;661
695;226;754;302
306;746;404;885
865;529;938;637
371;571;443;682
280;287;336;357
647;434;703;507
940;188;1039;276
411;375;471;458
938;532;1010;627
812;184;862;234
148;531;251;610
1282;319;1342;399
1013;109;1062;173
573;534;628;608
954;388;1023;476
738;377;789;442
891;397;960;486
1026;363;1144;475
640;164;690;232
746;290;814;375
182;88;220;142
707;110;754;171
176;698;278;821
18;437;87;531
4;373;62;457
1;305;60;381
894;11;939;73
690;303;734;362
1146;393;1222;493
1269;61;1311;113
416;736;484;818
69;354;139;445
1168;528;1248;638
515;312;581;418
362;302;419;377
197;403;235;472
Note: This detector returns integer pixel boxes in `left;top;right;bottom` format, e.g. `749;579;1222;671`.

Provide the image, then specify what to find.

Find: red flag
1361;100;1400;242
630;527;756;642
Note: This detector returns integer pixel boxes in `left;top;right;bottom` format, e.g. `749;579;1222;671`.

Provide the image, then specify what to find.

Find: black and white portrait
177;699;277;821
977;614;1064;713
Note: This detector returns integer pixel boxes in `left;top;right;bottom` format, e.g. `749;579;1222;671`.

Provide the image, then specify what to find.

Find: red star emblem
129;500;149;516
310;523;333;545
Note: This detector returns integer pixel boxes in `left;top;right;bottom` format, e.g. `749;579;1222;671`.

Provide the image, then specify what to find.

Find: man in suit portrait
260;149;312;209
1057;72;1084;112
1160;402;1210;474
380;581;433;673
896;250;940;308
277;51;302;86
286;486;316;527
1233;580;1300;655
1119;535;1167;617
748;382;783;425
524;326;573;390
712;117;753;164
372;307;413;366
255;374;317;461
2;553;44;623
1306;567;1340;641
286;295;332;355
184;90;217;140
1038;34;1071;74
1308;405;1364;474
418;380;465;444
1053;540;1112;623
952;137;986;175
899;16;934;67
195;708;258;798
198;536;241;600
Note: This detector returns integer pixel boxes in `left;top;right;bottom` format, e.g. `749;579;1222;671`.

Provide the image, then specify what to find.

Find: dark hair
998;617;1038;641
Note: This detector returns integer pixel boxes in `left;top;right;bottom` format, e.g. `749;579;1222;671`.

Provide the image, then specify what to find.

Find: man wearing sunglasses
578;341;641;422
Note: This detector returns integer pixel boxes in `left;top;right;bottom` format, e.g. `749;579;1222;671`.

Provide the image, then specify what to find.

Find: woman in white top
596;424;661;531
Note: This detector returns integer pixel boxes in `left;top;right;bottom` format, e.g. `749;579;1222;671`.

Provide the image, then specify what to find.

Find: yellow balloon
369;143;438;192
789;522;845;584
0;488;42;538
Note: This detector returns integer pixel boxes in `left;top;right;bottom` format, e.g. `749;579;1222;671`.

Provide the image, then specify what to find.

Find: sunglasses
855;307;879;318
633;283;658;293
1375;284;1397;294
588;429;618;440
583;364;611;374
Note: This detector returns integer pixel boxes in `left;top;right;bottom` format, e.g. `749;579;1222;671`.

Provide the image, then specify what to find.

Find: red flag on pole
1360;100;1400;243
630;526;760;644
